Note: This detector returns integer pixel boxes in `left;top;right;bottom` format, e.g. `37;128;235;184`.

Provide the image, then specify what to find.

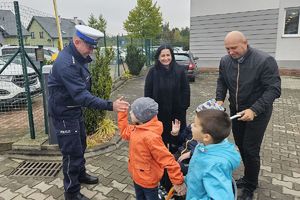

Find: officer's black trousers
53;117;87;194
231;107;272;192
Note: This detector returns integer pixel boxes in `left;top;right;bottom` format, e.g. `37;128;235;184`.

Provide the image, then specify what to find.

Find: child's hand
173;183;186;196
178;151;191;162
171;119;181;136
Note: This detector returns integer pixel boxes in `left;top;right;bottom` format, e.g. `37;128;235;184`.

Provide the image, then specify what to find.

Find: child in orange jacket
118;97;186;200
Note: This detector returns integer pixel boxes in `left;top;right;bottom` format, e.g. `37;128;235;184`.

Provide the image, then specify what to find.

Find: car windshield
174;54;190;61
0;54;40;68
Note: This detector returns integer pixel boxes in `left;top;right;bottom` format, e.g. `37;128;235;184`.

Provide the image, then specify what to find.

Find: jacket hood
196;139;241;170
134;115;163;136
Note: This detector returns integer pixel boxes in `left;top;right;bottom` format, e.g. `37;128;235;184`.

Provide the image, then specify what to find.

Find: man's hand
173;183;186;196
177;151;191;162
113;96;130;112
216;100;224;106
238;109;256;121
171;119;181;136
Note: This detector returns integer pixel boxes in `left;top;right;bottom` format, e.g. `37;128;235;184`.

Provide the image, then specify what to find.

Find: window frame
39;31;44;39
30;32;35;39
282;7;300;38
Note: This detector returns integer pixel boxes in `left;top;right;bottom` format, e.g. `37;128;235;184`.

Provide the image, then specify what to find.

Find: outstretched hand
113;96;130;112
171;119;181;136
177;151;191;162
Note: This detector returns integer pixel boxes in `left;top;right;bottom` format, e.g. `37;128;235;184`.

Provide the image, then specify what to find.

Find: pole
52;0;63;51
117;35;120;77
38;45;49;135
14;1;36;139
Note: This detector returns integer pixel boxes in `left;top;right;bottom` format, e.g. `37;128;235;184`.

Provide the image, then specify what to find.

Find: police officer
48;25;129;200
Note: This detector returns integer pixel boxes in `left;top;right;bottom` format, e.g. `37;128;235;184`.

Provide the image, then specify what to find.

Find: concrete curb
4;135;123;161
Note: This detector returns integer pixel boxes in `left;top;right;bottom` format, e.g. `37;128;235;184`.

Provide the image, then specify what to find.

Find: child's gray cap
131;97;158;123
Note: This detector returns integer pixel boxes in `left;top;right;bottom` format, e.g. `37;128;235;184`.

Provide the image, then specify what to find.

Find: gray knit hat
131;97;158;123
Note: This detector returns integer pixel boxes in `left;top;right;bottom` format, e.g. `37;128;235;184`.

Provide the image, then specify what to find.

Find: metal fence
0;1;156;143
0;1;47;143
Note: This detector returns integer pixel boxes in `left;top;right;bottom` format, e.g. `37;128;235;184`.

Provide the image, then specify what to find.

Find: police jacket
216;46;281;116
48;41;113;119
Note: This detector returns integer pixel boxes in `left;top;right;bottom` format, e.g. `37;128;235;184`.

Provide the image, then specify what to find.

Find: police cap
75;25;104;48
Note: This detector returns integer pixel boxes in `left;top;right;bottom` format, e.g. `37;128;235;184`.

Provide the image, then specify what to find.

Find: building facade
27;16;84;48
0;10;30;46
190;0;300;69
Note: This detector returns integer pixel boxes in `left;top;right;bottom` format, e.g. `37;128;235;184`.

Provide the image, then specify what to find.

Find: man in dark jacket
216;31;281;200
48;25;129;200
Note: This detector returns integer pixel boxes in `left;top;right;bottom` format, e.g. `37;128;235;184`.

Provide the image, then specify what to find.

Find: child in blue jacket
186;109;241;200
171;99;226;175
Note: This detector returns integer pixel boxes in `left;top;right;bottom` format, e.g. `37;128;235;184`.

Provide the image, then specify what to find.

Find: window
284;8;300;35
30;32;35;39
39;32;44;39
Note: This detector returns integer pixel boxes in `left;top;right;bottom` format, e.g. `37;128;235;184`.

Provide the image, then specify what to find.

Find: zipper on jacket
235;63;240;111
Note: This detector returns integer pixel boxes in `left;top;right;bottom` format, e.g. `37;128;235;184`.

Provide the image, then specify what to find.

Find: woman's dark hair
196;109;231;144
154;44;176;68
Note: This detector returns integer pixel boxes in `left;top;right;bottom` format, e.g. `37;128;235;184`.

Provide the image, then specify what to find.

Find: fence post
14;1;36;139
117;35;120;77
37;45;49;135
103;31;107;48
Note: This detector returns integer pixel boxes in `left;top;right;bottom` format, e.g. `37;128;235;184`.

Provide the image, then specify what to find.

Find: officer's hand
113;96;130;112
238;109;256;121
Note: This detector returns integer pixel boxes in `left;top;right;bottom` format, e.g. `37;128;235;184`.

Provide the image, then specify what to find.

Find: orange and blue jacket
118;112;184;188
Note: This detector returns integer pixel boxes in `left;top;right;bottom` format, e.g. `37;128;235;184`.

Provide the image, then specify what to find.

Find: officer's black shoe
79;173;99;184
237;189;254;200
64;192;89;200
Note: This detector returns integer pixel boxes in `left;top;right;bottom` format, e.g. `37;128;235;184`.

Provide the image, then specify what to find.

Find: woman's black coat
144;63;190;152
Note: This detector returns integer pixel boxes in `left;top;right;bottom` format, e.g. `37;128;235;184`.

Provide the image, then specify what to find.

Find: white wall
275;0;300;65
191;0;279;17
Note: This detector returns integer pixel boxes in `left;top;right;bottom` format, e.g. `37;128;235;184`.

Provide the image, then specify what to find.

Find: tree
160;22;172;44
88;14;107;32
123;0;163;39
125;44;146;75
88;14;107;47
84;15;114;135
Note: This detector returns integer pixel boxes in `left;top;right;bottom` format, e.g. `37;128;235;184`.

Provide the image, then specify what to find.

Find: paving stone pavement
0;73;299;200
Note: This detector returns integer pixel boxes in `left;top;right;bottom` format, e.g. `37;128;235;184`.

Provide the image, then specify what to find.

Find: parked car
0;58;41;111
174;51;199;82
0;45;56;61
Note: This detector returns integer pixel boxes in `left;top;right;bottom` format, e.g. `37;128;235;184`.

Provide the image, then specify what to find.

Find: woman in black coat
144;44;190;153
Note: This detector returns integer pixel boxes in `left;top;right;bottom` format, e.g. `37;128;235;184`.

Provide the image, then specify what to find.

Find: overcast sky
12;0;190;35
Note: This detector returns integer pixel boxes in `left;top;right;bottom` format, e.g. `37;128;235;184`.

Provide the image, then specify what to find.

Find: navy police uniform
48;25;110;198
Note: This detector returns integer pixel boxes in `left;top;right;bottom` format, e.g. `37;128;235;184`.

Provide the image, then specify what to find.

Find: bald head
224;31;248;59
225;31;247;44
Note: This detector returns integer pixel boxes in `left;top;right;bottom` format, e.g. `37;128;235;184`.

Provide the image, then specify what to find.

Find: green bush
125;44;146;75
84;48;114;135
